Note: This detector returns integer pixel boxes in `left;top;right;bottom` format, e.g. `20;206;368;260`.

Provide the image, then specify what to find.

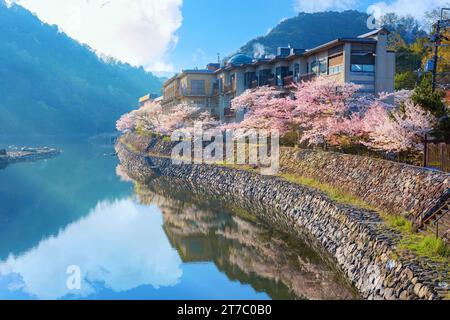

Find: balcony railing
224;108;235;118
223;83;236;93
174;88;182;98
299;73;317;82
212;84;219;96
180;88;207;97
283;75;296;87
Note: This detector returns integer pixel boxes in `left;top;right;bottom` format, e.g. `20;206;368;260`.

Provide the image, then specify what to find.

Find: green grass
384;215;413;234
135;126;153;137
280;174;375;211
118;136;141;154
383;215;450;262
229;206;259;223
406;237;450;259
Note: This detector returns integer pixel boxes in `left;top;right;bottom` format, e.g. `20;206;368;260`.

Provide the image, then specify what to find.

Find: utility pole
431;21;441;92
431;8;450;92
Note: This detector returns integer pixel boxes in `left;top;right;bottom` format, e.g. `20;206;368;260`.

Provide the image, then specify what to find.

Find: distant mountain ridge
239;10;371;57
0;1;164;135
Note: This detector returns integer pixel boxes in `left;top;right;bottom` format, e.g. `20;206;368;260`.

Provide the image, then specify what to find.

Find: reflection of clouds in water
116;165;133;183
0;199;183;300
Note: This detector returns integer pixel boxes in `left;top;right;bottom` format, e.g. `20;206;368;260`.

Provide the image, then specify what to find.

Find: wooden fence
424;140;450;172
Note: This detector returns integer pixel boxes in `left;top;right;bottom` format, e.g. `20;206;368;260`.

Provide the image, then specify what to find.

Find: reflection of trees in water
116;164;358;300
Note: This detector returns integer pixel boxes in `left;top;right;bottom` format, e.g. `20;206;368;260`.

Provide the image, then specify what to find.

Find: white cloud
7;0;183;72
0;198;183;299
369;0;450;22
294;0;357;13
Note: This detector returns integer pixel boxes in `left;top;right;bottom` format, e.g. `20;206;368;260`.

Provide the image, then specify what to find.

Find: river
0;137;357;300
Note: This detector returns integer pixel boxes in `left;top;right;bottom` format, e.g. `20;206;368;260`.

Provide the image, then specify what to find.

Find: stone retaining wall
280;149;449;223
121;133;450;224
117;140;450;300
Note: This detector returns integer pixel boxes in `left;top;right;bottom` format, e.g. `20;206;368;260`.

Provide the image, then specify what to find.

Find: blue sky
6;0;449;76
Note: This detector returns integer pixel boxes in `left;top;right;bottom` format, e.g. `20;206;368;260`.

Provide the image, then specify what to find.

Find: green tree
412;76;449;140
395;71;418;90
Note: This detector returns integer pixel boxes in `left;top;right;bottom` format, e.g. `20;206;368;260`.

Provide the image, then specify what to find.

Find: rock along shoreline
0;147;61;168
116;134;450;300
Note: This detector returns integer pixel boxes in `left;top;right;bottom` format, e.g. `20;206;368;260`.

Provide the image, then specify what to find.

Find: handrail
422;200;449;226
432;205;449;225
420;199;450;239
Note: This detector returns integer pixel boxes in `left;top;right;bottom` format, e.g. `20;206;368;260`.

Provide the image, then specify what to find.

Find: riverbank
116;134;450;300
0;147;61;168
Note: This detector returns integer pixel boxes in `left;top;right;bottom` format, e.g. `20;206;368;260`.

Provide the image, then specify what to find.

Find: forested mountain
239;11;371;56
0;1;164;135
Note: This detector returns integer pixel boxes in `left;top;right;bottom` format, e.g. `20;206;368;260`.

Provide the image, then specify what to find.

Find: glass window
258;69;271;86
351;51;375;64
229;74;235;85
276;67;290;85
350;51;375;73
351;64;375;73
294;63;300;79
351;64;363;72
311;61;319;74
190;80;206;95
328;65;343;75
244;72;256;88
363;64;375;72
319;59;327;75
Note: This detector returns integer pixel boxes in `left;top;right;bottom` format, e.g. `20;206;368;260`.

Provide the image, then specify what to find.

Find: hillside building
161;28;395;121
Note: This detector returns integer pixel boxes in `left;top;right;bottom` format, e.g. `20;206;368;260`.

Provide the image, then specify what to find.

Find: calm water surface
0;137;357;300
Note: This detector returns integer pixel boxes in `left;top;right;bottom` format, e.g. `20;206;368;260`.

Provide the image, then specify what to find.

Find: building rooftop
139;94;151;103
358;27;390;39
181;69;215;74
301;37;377;56
227;54;254;66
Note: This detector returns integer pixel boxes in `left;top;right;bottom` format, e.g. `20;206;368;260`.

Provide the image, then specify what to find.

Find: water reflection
127;166;357;300
0;198;182;300
0;139;132;260
0;139;356;300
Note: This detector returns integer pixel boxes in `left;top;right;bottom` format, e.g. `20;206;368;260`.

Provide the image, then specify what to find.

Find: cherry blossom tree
116;110;138;133
362;100;435;153
225;78;435;155
159;104;219;135
231;86;284;112
291;78;367;146
117;78;436;159
117;101;219;136
224;86;295;135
